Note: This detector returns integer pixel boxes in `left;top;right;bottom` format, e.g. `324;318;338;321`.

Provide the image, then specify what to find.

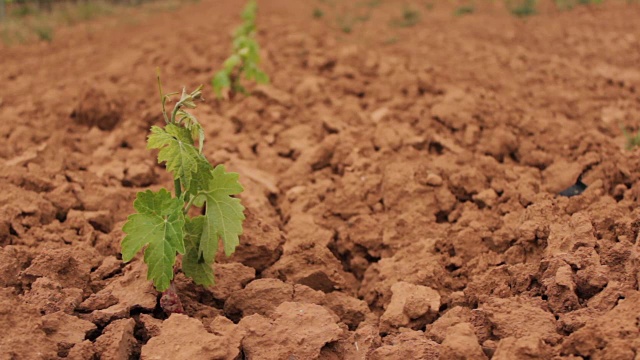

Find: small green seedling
382;36;399;45
454;5;475;16
507;0;537;17
362;0;382;8
313;7;324;18
121;71;245;294
337;14;356;33
555;0;602;10
33;23;53;42
390;6;420;27
212;0;269;99
622;127;640;150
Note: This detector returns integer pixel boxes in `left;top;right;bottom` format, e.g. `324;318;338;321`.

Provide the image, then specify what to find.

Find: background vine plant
212;0;269;99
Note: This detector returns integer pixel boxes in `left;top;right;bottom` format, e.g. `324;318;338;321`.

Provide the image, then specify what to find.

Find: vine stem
183;194;197;215
160;281;184;314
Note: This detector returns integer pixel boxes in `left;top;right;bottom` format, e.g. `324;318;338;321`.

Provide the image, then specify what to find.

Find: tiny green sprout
383;36;399;45
212;0;269;99
390;6;420;27
337;15;355;33
622;127;640;150
454;5;475;16
313;7;324;18
577;0;603;4
33;24;54;42
122;70;245;295
508;0;537;17
362;0;382;8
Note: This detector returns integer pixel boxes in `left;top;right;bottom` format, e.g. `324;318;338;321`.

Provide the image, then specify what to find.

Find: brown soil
2;0;640;359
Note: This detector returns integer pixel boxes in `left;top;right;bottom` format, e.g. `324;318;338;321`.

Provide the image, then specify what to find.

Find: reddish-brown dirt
2;0;640;358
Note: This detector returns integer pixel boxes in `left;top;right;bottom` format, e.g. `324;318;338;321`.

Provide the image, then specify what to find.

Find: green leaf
182;216;215;286
254;69;270;84
148;124;201;188
223;54;241;72
175;109;205;153
212;71;231;98
121;189;185;292
198;165;245;260
241;0;257;22
187;156;214;201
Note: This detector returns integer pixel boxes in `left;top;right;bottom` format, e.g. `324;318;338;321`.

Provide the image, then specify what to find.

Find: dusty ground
2;0;640;359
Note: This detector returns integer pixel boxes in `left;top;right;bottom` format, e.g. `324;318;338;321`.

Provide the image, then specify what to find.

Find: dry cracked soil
1;0;640;359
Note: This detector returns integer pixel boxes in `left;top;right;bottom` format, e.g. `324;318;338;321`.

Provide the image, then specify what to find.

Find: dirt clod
71;86;123;131
238;302;343;360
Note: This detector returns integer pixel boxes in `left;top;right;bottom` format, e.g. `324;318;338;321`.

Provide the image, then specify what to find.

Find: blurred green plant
508;0;537;16
11;3;35;17
382;36;398;45
32;22;52;41
555;0;603;10
212;0;269;99
454;5;475;16
362;0;382;8
1;0;196;45
622;127;640;150
390;6;420;27
337;14;355;33
312;7;324;18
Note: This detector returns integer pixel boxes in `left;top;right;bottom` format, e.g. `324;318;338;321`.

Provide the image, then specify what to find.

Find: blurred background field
0;0;198;44
2;0;640;45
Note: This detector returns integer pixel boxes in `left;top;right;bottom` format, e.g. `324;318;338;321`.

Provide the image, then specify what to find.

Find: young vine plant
212;0;269;99
121;72;245;293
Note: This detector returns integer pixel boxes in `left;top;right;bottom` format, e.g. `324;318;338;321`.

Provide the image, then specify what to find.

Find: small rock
0;246;33;287
141;314;239;360
219;208;283;272
480;297;559;344
294;76;323;97
371;107;389;123
542;159;583;193
82;210;114;233
209;262;255;301
373;122;403;151
67;340;96;360
473;189;498;208
21;248;93;293
370;330;440;360
124;162;155;187
41;311;96;351
224;278;293;319
139;314;163;338
263;244;357;293
71;86;123;131
323;291;370;330
380;282;441;333
492;336;552;360
91;256;122;282
23;277;83;314
79;261;156;326
239;302;343;360
440;323;487;360
425;173;443;187
94;318;137;360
